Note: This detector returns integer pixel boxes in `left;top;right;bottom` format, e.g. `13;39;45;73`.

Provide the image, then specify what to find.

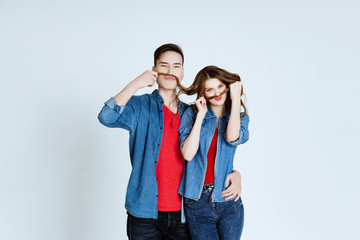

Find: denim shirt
178;106;250;202
98;90;188;220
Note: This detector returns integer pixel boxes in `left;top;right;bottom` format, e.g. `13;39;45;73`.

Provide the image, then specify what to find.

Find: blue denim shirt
178;106;250;202
98;90;188;219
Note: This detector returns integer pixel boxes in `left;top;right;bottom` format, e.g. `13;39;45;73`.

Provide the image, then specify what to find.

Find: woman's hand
195;96;208;118
229;81;242;102
222;170;242;202
181;97;207;161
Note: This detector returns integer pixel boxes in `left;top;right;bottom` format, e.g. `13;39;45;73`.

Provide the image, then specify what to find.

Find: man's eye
160;65;167;67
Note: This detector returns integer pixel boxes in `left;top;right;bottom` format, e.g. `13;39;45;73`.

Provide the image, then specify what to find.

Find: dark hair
179;65;248;118
154;43;184;66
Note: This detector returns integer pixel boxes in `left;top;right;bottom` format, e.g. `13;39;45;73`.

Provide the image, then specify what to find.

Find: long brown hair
178;65;247;118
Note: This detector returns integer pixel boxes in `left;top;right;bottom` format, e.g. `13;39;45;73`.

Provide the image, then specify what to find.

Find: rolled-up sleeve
178;107;196;151
224;113;250;146
98;96;139;131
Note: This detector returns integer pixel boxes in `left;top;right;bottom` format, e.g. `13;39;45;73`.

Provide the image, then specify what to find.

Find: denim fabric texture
184;188;244;240
178;106;250;201
127;211;191;240
98;90;188;219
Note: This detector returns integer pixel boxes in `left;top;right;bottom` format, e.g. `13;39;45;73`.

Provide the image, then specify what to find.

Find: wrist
231;95;241;102
130;78;143;90
231;98;241;108
196;112;206;120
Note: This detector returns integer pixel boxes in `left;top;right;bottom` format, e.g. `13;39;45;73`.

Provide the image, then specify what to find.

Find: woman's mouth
215;96;222;101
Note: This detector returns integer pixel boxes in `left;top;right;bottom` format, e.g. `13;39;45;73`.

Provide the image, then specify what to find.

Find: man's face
152;51;184;91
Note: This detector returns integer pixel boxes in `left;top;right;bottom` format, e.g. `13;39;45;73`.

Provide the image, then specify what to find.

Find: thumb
224;175;231;188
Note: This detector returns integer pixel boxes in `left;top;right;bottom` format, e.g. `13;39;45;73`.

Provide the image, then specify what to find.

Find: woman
178;65;250;240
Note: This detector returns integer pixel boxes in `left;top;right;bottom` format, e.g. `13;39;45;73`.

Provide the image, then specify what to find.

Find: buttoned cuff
105;97;125;114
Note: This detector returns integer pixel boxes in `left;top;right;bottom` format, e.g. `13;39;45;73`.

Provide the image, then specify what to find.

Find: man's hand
133;70;158;89
114;70;158;106
222;170;242;202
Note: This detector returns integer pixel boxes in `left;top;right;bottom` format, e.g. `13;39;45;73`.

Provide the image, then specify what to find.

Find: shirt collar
152;89;187;111
205;105;230;119
152;89;164;103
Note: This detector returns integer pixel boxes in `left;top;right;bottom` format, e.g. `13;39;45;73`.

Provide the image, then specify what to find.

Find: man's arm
98;70;158;130
114;70;158;106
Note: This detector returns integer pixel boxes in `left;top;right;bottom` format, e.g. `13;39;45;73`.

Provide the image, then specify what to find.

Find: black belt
203;183;214;190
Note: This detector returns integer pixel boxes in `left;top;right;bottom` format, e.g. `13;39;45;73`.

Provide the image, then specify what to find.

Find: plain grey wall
1;0;359;239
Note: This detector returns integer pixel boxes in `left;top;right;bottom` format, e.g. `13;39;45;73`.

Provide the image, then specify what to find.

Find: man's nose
167;67;173;75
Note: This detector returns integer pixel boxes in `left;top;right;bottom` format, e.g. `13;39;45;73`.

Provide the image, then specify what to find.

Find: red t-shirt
204;127;218;185
156;105;184;211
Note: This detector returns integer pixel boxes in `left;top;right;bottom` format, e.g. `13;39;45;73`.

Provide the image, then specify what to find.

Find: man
98;44;242;239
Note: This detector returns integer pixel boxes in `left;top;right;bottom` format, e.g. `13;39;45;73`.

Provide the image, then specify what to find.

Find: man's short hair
154;43;184;66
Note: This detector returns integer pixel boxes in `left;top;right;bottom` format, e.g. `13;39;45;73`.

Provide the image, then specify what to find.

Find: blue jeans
184;188;244;240
126;211;192;240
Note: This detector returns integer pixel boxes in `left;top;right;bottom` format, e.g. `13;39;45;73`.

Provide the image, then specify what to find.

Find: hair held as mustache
157;72;230;101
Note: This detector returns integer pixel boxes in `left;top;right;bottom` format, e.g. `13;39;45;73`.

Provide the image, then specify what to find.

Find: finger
234;194;240;202
228;189;236;196
152;71;158;77
148;80;155;87
224;192;236;201
223;188;235;197
202;98;207;106
222;188;231;197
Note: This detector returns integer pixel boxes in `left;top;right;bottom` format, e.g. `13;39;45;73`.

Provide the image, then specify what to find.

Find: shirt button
155;161;157;163
158;144;160;146
160;127;163;130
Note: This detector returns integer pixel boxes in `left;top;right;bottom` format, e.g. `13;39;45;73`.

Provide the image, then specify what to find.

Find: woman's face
203;78;227;106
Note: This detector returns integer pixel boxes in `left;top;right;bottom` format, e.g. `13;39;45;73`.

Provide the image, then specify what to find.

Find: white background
1;0;359;239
